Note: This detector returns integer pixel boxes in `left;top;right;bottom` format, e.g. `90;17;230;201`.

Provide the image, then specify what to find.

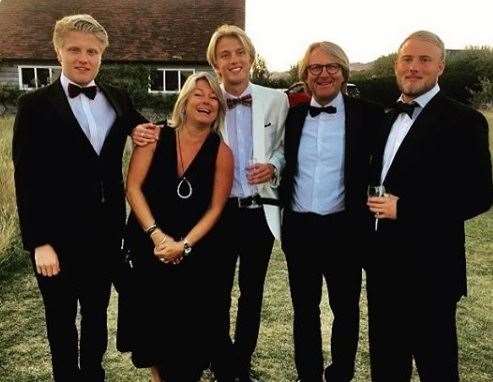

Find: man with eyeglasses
279;42;384;382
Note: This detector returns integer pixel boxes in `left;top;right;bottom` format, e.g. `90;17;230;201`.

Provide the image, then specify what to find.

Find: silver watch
183;239;192;256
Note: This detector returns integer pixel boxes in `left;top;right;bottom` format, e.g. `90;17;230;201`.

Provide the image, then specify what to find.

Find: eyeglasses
307;63;341;76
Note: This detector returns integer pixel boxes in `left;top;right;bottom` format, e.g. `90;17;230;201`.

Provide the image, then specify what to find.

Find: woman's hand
150;228;167;247
153;235;184;265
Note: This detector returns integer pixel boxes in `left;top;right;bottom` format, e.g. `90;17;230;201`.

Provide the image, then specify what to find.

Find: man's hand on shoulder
131;123;162;147
34;244;60;277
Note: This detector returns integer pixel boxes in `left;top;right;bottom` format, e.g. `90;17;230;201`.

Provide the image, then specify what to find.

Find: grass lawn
0;113;491;381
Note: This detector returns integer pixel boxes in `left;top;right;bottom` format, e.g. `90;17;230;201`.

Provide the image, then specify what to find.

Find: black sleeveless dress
118;126;220;378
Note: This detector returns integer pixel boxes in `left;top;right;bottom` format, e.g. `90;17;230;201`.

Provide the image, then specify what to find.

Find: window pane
150;70;164;91
37;68;50;87
21;68;35;88
180;70;193;88
165;70;179;91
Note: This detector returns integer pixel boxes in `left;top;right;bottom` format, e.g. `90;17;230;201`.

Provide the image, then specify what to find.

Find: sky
245;0;493;71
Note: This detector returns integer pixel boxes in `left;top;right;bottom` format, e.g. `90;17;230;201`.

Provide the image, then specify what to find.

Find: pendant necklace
176;130;193;199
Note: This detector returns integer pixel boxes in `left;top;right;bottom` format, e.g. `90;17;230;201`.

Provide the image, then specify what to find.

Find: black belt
228;194;281;208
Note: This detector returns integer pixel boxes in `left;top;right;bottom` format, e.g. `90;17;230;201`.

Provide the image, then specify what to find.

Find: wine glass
368;185;386;231
247;157;259;205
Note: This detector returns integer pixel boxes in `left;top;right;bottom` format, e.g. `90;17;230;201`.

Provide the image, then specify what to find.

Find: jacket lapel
371;110;397;184
97;83;124;156
343;95;357;186
384;93;444;185
98;83;123;118
289;103;310;175
251;84;266;161
46;79;98;157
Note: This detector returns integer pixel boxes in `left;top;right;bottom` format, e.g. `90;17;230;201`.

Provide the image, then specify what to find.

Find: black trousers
211;202;274;380
366;266;459;382
281;210;362;382
33;249;113;382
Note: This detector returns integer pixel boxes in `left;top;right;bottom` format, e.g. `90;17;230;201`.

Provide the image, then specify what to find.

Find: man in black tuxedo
280;41;384;382
12;14;153;381
366;31;492;382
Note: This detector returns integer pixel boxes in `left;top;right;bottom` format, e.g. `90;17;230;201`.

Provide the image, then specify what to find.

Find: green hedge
0;64;178;117
351;73;483;107
97;64;177;116
350;47;493;106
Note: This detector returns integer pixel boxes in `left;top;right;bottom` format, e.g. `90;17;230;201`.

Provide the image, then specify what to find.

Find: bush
0;85;23;115
351;47;493;106
97;64;176;116
351;76;399;106
1;65;178;116
471;77;493;109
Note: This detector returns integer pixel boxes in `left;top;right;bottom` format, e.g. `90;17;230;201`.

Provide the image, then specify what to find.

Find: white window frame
148;68;196;94
18;65;61;90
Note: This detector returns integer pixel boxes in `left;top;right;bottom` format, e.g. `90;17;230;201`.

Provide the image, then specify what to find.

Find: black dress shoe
323;366;352;382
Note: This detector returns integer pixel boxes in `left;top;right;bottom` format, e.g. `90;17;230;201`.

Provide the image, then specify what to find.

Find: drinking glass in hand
368;185;386;231
247;157;259;205
368;185;386;198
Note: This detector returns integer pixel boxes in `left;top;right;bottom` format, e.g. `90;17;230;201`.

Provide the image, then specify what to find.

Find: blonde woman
118;72;233;382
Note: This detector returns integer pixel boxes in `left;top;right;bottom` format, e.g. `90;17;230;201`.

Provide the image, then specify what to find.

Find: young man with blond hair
206;24;288;382
366;30;492;381
12;14;150;381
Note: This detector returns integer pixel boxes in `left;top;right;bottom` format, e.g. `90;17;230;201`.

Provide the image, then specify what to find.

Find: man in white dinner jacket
206;24;288;382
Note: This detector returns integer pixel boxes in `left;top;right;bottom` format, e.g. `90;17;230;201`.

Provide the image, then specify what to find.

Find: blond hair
53;14;109;52
298;41;350;94
169;72;226;133
206;24;256;69
398;30;446;61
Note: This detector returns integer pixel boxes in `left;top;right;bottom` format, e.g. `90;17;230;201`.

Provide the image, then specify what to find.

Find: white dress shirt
292;92;346;215
60;73;116;155
223;83;256;198
381;84;440;183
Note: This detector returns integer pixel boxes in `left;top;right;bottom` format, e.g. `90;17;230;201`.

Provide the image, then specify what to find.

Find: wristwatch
183;239;192;257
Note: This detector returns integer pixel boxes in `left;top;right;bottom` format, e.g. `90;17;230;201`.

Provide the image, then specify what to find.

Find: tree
471;77;493;109
369;53;396;78
251;54;270;86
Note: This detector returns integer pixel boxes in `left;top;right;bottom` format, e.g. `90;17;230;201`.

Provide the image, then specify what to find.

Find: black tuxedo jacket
12;79;146;260
369;92;492;298
280;95;385;231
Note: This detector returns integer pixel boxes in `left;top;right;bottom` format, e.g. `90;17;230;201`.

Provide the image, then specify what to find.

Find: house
0;0;245;93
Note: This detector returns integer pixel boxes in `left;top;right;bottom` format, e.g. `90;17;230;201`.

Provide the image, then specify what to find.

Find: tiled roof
0;0;245;63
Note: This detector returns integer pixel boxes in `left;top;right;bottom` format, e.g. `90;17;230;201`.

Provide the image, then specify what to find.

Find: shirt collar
222;82;252;99
60;72;97;98
310;91;343;110
398;83;440;108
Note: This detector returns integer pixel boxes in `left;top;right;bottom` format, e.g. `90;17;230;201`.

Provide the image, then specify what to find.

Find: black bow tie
309;105;337;117
393;101;417;118
68;83;97;100
226;94;252;109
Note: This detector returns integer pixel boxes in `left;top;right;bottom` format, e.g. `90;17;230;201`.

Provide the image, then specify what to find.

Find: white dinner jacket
221;83;289;240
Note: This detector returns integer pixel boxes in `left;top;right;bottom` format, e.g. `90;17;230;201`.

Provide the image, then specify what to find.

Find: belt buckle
237;195;260;208
237;196;250;208
251;194;260;207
